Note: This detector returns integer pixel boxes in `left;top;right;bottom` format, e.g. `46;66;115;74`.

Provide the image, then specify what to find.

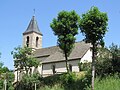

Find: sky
0;0;120;70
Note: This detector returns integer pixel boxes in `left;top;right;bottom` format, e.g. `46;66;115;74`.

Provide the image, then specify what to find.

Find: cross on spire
33;9;35;16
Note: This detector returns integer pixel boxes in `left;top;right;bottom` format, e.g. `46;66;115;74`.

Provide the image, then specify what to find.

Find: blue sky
0;0;120;69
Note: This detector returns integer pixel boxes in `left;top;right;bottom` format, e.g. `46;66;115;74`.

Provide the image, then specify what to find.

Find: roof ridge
36;41;89;50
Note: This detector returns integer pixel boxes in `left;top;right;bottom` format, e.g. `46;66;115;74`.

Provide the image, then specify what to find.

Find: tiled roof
34;41;91;63
34;46;59;57
23;16;42;35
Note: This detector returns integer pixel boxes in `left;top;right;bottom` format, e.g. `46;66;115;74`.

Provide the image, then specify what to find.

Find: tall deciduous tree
11;46;39;76
50;10;80;72
79;7;108;90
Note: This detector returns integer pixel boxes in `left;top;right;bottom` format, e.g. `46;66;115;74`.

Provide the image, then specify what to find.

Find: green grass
87;75;120;90
39;84;64;90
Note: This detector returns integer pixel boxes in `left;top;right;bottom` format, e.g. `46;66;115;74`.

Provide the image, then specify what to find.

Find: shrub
60;72;76;90
60;72;91;90
16;73;40;90
40;72;91;90
41;74;62;86
96;46;120;77
96;47;112;77
78;62;91;71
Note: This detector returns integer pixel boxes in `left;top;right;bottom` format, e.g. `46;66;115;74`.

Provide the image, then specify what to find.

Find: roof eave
23;31;43;36
42;58;81;64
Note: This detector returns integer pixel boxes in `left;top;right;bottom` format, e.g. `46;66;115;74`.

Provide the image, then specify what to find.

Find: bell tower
23;15;42;49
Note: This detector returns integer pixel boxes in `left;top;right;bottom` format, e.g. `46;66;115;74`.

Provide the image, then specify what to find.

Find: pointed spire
23;16;42;35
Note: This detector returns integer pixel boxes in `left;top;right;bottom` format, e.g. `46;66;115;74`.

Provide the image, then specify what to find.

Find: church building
14;15;92;81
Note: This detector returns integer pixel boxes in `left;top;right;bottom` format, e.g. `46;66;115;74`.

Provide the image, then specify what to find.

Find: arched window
26;36;29;47
69;64;72;72
51;64;56;74
36;37;39;47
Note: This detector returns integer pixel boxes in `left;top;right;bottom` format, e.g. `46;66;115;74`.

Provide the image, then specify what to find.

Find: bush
40;72;91;90
96;46;120;77
16;73;40;90
96;57;113;76
41;74;62;86
78;62;91;71
96;47;112;77
60;72;76;90
60;72;91;90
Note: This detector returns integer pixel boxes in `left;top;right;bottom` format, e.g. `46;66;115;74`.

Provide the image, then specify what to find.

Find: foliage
11;46;39;75
50;10;80;72
60;72;77;90
0;61;14;90
42;73;61;86
96;44;120;77
79;6;108;90
7;71;15;90
96;47;112;76
12;46;40;90
41;73;120;90
0;79;4;90
40;72;91;90
78;62;91;71
109;43;120;73
17;73;40;90
79;6;108;45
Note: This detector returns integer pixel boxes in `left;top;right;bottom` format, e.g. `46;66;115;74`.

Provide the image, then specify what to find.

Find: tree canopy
79;6;108;46
11;46;39;75
50;10;80;72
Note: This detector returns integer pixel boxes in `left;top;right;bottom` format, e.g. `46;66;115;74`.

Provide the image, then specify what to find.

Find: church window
36;37;39;47
51;64;56;74
69;64;72;72
26;36;29;47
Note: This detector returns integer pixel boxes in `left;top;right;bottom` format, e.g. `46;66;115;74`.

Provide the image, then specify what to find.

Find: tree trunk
91;43;97;90
16;69;18;90
65;52;69;73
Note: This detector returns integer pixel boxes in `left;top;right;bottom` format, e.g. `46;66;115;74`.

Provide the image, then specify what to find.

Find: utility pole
35;83;36;90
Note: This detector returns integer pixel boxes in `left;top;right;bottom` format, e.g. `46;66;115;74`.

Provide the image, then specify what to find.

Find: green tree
96;47;112;77
50;10;80;72
96;44;120;77
11;46;39;75
20;73;40;90
109;43;120;73
0;62;14;90
79;7;108;90
12;46;40;90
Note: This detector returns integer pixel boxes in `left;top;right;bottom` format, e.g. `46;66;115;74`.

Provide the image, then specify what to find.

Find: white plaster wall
42;60;80;76
14;70;18;82
37;66;42;74
80;49;92;63
32;32;42;49
14;69;23;82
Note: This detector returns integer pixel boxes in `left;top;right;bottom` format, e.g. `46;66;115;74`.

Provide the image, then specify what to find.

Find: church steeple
23;16;42;35
23;16;42;49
